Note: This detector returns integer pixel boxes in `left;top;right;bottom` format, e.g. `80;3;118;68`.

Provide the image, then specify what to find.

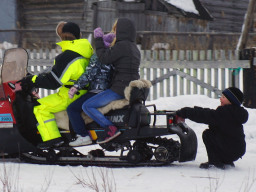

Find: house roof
159;0;213;20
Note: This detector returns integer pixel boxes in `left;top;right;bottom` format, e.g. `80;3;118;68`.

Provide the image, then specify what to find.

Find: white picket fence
139;49;249;100
2;48;249;100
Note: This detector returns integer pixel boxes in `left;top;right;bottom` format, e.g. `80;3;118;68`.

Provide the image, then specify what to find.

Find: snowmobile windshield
1;48;28;84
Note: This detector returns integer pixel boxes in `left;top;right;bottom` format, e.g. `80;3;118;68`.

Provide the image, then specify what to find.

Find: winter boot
97;125;121;144
199;162;225;170
224;162;235;168
37;137;64;150
199;162;211;169
88;149;105;157
69;135;92;147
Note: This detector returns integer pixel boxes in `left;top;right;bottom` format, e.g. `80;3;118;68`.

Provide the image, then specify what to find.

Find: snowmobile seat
55;79;152;129
81;79;152;125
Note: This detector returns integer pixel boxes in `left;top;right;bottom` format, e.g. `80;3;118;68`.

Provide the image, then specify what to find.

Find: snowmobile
0;47;197;166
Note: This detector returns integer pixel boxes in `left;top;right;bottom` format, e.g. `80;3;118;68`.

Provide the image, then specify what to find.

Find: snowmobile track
20;152;170;167
17;137;181;167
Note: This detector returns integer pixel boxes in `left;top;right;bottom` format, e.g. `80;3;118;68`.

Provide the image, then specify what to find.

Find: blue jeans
67;92;97;137
82;89;124;128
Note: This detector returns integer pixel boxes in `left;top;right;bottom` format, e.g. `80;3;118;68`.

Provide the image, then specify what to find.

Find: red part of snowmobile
0;48;36;155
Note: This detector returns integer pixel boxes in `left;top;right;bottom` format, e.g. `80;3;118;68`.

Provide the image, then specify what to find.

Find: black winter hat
222;87;244;106
62;22;80;39
56;21;81;40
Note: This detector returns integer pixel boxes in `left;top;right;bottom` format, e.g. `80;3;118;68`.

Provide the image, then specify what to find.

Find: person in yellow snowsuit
19;21;93;149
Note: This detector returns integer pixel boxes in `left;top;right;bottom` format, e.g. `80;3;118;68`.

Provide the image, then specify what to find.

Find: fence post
241;48;256;108
213;50;219;98
206;50;212;97
172;50;178;97
166;50;171;97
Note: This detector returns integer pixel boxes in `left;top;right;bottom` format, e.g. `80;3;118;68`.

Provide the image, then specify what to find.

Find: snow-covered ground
1;95;256;192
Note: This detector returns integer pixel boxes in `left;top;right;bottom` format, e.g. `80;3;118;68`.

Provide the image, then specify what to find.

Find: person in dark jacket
176;87;249;169
67;32;115;147
82;18;141;144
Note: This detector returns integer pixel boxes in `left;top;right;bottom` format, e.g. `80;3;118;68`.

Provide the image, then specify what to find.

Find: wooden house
91;0;256;50
10;0;256;50
92;0;213;32
15;0;214;49
200;0;250;32
92;0;216;50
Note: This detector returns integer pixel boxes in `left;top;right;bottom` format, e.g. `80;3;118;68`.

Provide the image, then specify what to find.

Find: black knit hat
222;87;244;106
56;21;80;40
62;22;80;39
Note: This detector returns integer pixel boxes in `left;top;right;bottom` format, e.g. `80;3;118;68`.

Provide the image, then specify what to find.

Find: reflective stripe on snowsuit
34;87;87;141
33;39;93;142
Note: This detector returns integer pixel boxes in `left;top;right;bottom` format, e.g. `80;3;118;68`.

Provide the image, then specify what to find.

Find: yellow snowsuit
32;39;93;142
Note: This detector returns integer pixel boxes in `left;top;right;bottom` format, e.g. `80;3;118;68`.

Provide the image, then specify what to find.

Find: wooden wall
92;1;210;32
92;1;256;50
15;0;255;50
16;0;96;48
140;32;256;50
200;0;249;32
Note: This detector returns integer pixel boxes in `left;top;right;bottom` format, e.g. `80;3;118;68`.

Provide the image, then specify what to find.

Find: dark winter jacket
74;54;114;91
94;18;140;96
176;105;249;157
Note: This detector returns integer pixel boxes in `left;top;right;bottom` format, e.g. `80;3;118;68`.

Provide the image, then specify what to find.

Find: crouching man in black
176;87;249;169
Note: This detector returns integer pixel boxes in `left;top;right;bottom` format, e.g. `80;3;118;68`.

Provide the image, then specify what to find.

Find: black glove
176;109;183;117
175;115;185;123
176;107;191;118
18;75;35;93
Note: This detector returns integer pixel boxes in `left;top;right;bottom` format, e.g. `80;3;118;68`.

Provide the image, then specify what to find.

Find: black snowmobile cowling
0;48;198;166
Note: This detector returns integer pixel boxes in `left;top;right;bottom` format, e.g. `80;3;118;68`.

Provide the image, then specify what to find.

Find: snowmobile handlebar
8;82;40;99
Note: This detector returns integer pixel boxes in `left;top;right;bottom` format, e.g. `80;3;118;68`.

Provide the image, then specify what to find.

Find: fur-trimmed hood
124;79;152;101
